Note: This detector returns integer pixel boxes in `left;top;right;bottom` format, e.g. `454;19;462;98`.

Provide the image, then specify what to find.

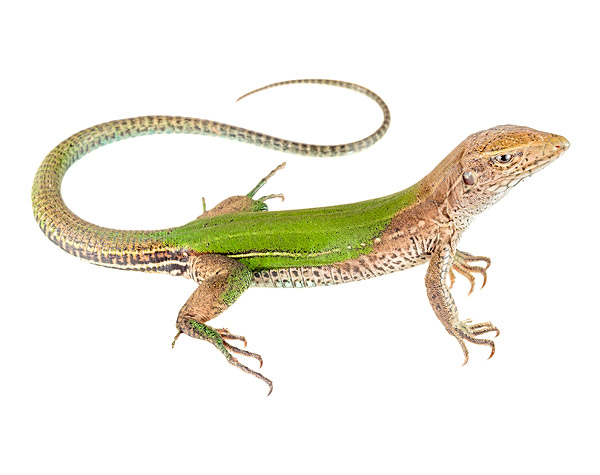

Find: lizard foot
448;250;491;295
214;327;248;347
247;162;287;209
197;162;286;217
173;319;273;395
450;318;500;365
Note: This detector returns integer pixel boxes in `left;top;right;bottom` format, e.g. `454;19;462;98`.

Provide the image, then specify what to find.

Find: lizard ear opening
462;170;476;186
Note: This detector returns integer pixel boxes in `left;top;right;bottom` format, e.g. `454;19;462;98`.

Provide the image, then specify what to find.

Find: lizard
31;79;569;395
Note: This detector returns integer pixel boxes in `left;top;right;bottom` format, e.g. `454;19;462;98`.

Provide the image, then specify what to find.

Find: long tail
32;79;390;268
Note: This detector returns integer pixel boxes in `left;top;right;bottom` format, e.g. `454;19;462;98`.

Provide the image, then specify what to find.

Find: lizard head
451;125;569;218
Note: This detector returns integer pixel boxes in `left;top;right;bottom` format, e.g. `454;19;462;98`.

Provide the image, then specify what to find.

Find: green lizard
32;79;569;394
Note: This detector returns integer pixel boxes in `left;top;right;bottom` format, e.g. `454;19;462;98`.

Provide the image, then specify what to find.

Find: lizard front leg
173;253;273;394
426;243;499;364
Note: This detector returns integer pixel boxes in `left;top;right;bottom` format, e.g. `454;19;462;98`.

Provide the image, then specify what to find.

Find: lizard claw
451;318;500;364
247;162;286;198
448;268;457;289
257;193;285;203
452;250;491;295
177;318;273;396
223;341;263;368
215;328;248;347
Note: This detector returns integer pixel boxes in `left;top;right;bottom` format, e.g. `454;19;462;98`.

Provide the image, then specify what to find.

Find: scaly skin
32;79;569;394
32;79;390;276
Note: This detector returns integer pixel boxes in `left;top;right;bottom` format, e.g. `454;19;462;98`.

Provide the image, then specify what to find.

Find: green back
159;185;419;269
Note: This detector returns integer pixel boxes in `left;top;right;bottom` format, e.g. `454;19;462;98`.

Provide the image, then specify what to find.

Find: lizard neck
412;139;475;232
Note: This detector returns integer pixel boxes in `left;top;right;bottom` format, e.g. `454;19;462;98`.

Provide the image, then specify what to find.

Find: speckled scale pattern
251;236;436;288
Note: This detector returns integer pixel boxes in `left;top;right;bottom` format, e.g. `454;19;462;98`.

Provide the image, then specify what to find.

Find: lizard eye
495;154;513;164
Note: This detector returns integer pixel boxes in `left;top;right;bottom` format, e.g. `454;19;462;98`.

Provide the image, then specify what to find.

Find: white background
1;1;598;474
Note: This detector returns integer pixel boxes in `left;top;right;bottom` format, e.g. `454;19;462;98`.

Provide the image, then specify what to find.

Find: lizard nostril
549;135;569;152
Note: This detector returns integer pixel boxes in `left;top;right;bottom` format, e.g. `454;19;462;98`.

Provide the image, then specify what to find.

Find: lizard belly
250;237;434;288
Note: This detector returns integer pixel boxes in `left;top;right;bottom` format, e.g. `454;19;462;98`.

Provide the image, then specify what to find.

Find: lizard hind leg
198;162;286;218
174;254;273;395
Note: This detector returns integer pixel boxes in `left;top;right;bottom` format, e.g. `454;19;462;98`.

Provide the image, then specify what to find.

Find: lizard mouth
526;134;569;175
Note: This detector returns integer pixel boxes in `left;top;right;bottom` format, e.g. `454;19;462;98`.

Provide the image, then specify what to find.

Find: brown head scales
421;125;569;226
